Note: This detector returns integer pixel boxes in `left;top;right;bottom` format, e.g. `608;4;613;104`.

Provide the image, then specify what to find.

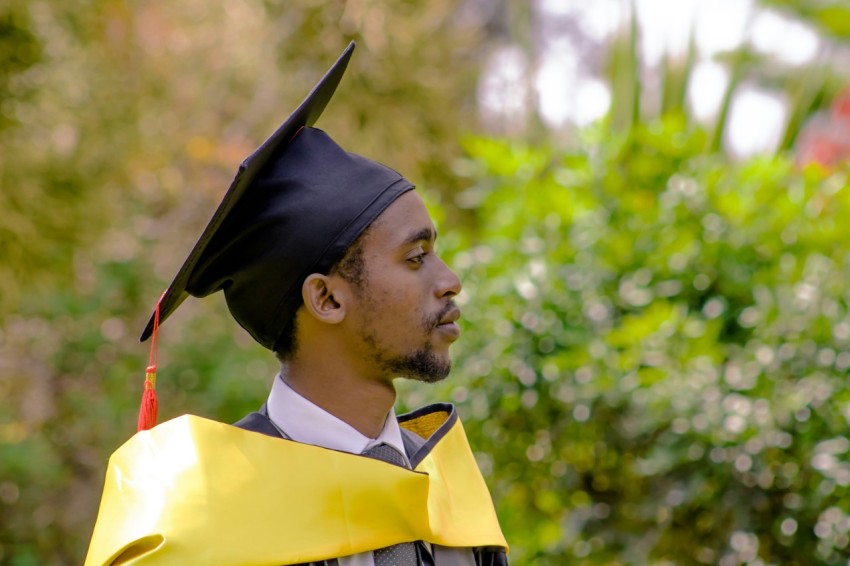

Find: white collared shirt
265;374;475;566
267;374;409;463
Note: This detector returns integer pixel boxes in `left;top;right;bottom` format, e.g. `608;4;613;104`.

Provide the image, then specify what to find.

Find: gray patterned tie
361;443;420;565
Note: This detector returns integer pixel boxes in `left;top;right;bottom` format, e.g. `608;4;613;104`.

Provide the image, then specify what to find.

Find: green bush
440;114;850;565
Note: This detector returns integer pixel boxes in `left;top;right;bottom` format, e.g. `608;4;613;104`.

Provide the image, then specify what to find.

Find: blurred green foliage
4;1;850;565
425;116;850;564
765;0;850;40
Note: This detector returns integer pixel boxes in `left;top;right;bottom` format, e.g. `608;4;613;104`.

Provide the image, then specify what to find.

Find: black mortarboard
139;41;414;351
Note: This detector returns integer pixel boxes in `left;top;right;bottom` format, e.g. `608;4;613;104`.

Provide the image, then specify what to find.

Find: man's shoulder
396;402;456;440
397;401;455;423
396;402;457;466
233;410;282;438
232;401;458;447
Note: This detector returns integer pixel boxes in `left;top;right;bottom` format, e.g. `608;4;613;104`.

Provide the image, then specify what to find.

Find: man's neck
280;359;396;439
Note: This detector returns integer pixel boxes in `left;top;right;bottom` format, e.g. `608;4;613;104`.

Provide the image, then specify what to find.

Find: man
85;43;508;565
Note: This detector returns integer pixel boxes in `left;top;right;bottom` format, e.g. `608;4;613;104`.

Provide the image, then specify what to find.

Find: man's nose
436;257;462;298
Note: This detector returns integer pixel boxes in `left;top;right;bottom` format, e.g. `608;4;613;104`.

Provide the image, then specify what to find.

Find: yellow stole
85;409;507;565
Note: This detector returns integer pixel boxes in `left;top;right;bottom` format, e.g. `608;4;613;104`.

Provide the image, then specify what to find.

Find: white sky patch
537;0;573;17
726;86;787;157
574;78;612;126
537;0;624;39
694;0;753;57
635;0;700;65
632;0;753;63
688;60;729;122
480;0;801;154
477;45;529;131
536;41;611;128
535;41;579;128
579;1;624;42
751;9;819;65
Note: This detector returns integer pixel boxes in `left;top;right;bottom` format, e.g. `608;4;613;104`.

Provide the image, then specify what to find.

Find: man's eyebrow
401;227;437;247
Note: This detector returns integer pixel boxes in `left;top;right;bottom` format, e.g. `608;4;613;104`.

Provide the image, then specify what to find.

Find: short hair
273;224;372;362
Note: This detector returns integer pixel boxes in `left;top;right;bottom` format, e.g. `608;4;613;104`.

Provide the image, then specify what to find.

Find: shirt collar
266;373;408;462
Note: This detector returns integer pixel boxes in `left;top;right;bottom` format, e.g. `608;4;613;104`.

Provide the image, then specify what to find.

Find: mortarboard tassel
137;296;162;431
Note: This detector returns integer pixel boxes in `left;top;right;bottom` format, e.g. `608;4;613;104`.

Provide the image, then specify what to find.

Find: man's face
343;190;462;383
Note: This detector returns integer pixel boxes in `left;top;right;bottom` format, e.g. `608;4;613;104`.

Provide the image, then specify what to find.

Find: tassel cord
137;294;163;431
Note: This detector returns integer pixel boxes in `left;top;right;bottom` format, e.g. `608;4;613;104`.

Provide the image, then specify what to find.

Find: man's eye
408;253;426;265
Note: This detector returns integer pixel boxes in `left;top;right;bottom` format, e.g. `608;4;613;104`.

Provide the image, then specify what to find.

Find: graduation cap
135;41;415;431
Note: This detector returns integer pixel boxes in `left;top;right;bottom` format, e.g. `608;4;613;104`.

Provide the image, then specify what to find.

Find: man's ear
301;273;347;324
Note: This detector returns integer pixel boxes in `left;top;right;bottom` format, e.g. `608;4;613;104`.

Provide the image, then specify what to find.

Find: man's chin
389;350;452;383
406;368;450;384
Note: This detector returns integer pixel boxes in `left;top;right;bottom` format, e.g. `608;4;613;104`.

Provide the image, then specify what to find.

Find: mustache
426;300;459;329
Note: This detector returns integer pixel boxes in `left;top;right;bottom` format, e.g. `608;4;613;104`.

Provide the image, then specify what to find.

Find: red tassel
137;294;163;432
137;367;158;431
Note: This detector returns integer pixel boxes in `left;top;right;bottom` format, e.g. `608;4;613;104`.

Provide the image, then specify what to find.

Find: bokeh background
3;0;850;564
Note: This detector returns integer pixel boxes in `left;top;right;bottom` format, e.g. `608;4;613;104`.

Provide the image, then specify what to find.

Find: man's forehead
368;191;437;246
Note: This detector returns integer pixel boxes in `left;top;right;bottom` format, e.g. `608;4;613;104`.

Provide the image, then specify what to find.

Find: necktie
362;443;420;566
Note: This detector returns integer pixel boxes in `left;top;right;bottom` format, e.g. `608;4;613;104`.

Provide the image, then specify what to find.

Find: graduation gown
85;403;508;565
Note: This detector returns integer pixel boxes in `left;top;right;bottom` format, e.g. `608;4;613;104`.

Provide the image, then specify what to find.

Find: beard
359;330;452;383
384;347;451;383
390;302;458;382
358;302;457;383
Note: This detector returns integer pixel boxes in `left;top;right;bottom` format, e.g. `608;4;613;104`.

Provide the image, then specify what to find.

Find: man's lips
435;306;461;340
437;306;461;326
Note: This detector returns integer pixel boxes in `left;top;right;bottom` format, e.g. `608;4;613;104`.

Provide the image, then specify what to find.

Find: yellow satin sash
85;412;507;565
